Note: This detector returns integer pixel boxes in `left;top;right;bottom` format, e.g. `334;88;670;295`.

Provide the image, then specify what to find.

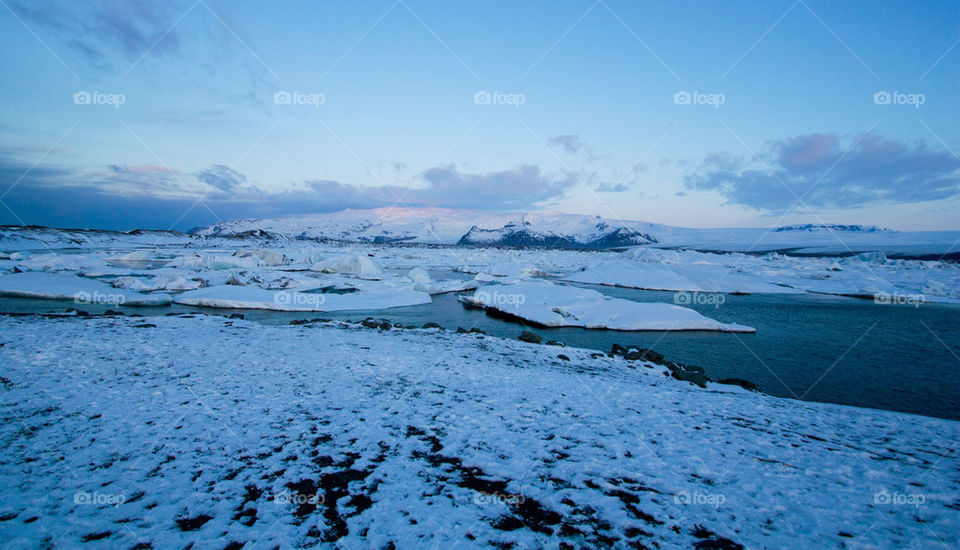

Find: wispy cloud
11;0;185;71
548;134;584;154
684;133;960;210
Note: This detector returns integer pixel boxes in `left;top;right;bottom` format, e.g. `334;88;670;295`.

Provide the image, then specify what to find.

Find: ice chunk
462;282;754;332
310;253;384;279
0;272;171;306
174;283;430;311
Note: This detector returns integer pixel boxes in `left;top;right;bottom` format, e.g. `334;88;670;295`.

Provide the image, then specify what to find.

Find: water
2;285;958;420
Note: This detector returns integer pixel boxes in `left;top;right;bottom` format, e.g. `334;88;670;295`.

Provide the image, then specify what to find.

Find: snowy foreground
1;314;957;548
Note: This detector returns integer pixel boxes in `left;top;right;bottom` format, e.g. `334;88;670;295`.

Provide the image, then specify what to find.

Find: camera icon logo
874;489;890;505
474;91;491;105
673;91;691;105
274;91;292;105
74;91;91;105
873;91;891;105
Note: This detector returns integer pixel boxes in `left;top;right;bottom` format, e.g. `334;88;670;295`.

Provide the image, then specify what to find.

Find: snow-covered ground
0;314;956;548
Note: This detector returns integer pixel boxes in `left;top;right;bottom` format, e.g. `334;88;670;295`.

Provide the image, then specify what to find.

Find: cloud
0;152;576;230
416;165;575;209
195;164;247;193
684;133;960;210
12;0;184;69
548;134;584;154
594;182;630;193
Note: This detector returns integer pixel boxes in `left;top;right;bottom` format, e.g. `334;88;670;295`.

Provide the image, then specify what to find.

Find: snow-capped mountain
190;207;960;257
192;207;662;250
457;221;656;248
4;207;957;257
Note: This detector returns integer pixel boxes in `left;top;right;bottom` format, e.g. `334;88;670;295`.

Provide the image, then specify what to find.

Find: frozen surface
0;315;956;548
565;248;960;303
463;282;756;332
174;283;431;312
0;272;171;306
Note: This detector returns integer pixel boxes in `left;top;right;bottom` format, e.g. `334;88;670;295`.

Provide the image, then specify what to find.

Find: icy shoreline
1;314;956;548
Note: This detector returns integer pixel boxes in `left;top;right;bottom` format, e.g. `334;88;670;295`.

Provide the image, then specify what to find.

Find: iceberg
461;282;755;332
0;272;171;306
174;283;430;311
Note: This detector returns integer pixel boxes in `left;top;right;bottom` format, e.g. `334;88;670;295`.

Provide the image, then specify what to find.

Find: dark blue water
2;286;958;420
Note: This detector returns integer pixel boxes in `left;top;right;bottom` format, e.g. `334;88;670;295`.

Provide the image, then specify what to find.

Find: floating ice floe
564;259;800;294
407;267;478;295
110;274;203;292
462;282;755;332
561;247;960;303
165;252;262;270
174;282;430;311
0;272;171;306
310;253;384;279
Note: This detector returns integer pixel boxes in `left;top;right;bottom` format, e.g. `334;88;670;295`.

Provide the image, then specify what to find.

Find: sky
0;0;958;231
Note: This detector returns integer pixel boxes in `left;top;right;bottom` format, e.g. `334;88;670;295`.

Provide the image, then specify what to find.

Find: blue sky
0;0;958;231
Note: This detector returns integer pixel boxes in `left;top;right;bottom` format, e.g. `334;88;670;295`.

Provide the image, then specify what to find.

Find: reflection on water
2;283;958;420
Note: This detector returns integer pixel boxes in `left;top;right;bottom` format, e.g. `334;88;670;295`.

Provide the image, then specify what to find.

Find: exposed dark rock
624;349;664;363
175;514;213;531
693;537;744;550
519;331;542;344
670;369;709;388
611;344;665;364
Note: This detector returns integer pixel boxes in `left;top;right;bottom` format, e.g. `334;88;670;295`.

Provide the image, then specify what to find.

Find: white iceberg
110;274;203;292
0;272;171;306
310;253;384;279
174;282;430;311
407;267;479;295
462;282;755;332
565;254;801;295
